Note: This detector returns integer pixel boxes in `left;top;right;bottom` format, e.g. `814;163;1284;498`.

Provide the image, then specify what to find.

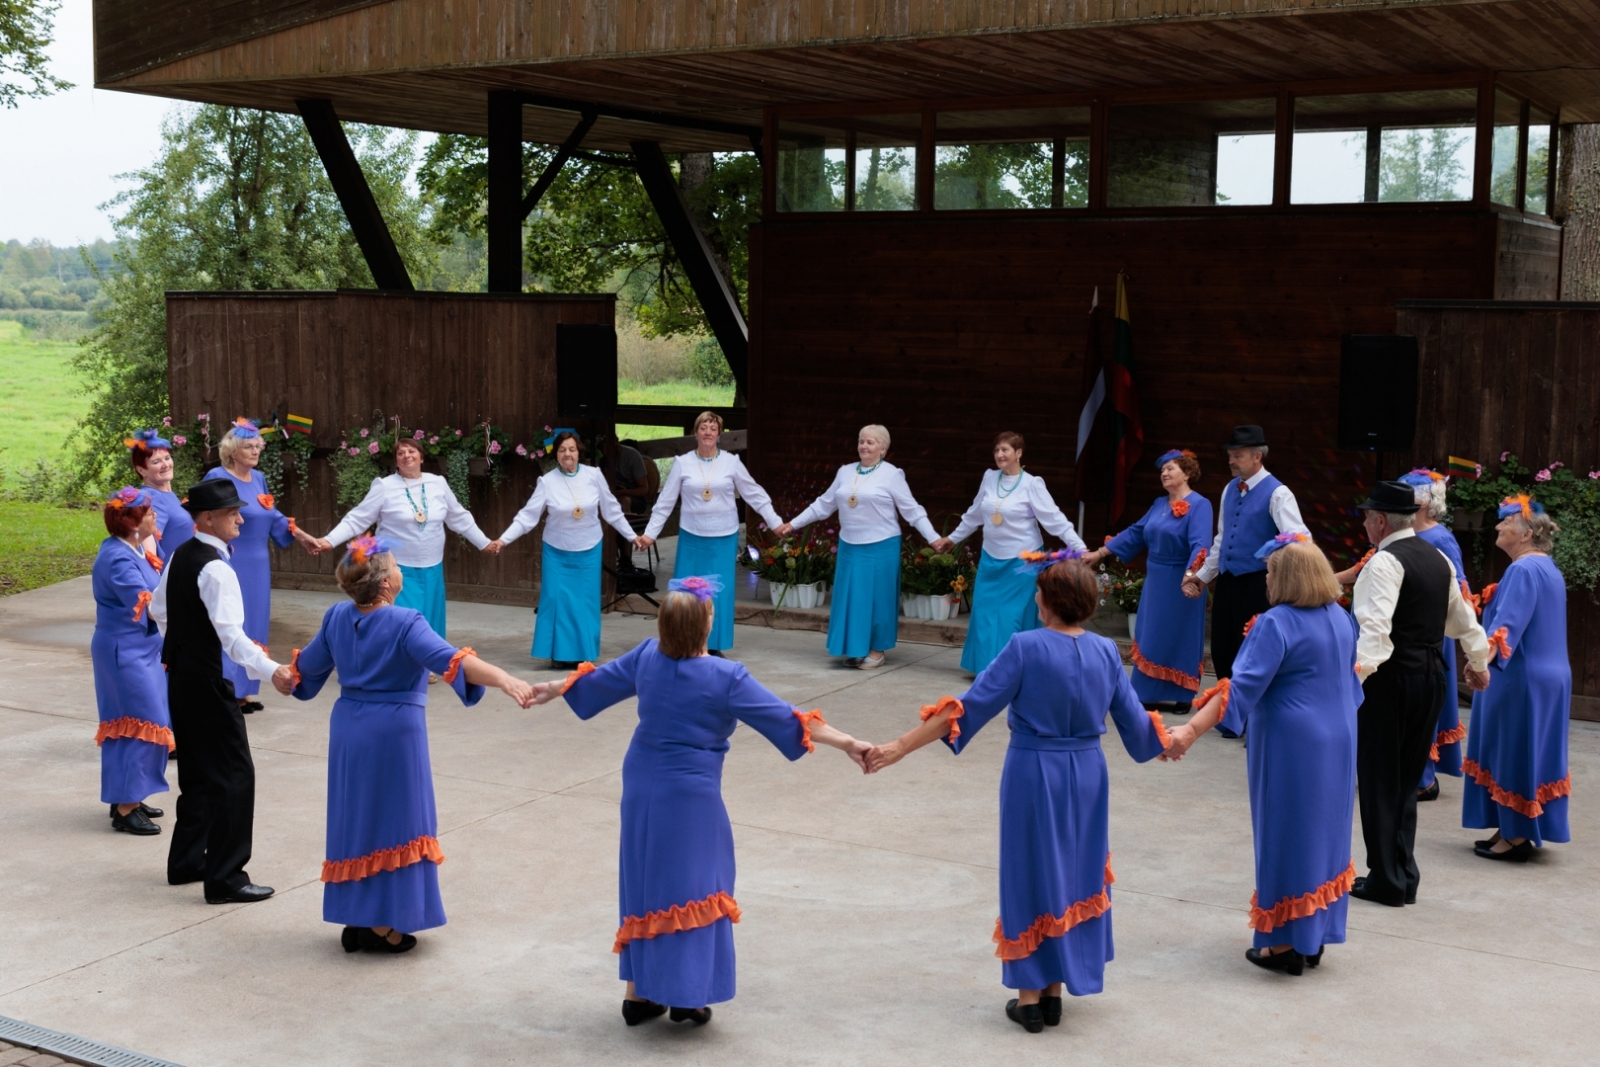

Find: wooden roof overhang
95;0;1600;150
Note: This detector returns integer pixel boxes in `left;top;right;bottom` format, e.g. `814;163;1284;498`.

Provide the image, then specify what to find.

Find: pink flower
515;444;528;457
359;428;370;438
1590;471;1600;480
1550;461;1564;469
454;429;463;436
1535;469;1551;482
198;413;209;421
413;429;425;440
367;441;380;454
429;435;439;445
162;417;171;426
1475;464;1483;477
172;435;187;446
488;440;502;455
347;447;360;457
1500;451;1509;462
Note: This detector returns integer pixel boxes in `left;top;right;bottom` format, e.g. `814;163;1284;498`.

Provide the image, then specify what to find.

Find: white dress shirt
322;473;490;568
947;470;1087;558
150;531;281;680
498;464;636;552
644;450;783;540
1352;528;1491;680
790;461;940;545
1193;467;1309;583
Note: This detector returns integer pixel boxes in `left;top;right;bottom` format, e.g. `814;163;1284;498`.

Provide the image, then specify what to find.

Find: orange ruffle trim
288;648;303;689
287;517;298;536
257;493;275;511
95;716;176;751
1147;711;1172;749
145;550;163;572
1242;613;1259;638
1463;758;1571;818
921;695;966;743
442;646;477;684
793;708;826;753
613;891;741;954
1487;626;1512;663
1249;862;1356;933
1130;641;1201;691
133;590;152;622
560;660;596;694
993;856;1115;960
1478;582;1498;612
1351;548;1376;575
1170;499;1190;518
1188;547;1207;573
1459;578;1478;612
1192;677;1230;718
1430;722;1467;762
321;834;445;884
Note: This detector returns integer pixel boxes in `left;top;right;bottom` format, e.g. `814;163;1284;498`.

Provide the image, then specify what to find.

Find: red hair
129;443;168;474
104;503;152;539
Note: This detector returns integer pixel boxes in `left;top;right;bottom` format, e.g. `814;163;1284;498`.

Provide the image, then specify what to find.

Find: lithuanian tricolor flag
1447;455;1480;480
285;414;314;436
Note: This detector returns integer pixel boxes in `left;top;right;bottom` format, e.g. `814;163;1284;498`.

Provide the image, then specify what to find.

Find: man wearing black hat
1181;426;1309;709
1348;480;1491;907
150;480;293;904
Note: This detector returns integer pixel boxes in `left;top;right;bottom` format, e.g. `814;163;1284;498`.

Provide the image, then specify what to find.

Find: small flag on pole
1447;455;1480;480
285;414;314;436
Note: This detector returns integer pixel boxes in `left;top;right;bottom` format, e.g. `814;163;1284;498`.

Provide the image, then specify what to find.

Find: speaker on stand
1337;334;1419;481
556;323;618;420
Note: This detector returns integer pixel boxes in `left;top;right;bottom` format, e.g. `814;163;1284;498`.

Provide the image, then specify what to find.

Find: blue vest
1218;473;1284;576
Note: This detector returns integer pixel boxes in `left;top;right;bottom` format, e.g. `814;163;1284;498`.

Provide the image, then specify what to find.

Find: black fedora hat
1356;480;1420;514
1223;425;1268;451
181;479;246;514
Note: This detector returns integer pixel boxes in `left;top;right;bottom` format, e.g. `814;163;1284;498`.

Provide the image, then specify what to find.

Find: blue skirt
533;541;603;663
675;530;739;651
396;561;447;638
828;537;901;658
961;549;1040;674
91;628;170;805
1130;557;1207;704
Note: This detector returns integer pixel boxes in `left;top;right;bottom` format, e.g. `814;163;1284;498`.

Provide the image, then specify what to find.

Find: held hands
1081;547;1109;567
772;523;795;538
633;535;655;552
1180;575;1207;599
500;677;536;708
270;663;295;696
482;540;505;555
929;537;955;553
1465;666;1491;692
528;679;566;705
864;740;906;774
1158;722;1198;762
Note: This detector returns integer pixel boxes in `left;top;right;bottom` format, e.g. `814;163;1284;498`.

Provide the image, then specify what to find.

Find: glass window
853;115;920;211
1292;89;1478;204
934;107;1091;210
776;121;847;212
1490;90;1523;207
1527;105;1556;215
1107;98;1276;208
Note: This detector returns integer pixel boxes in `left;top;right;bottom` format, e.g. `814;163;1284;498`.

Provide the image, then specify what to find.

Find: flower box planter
771;581;826;610
468;457;492;478
927;594;960;621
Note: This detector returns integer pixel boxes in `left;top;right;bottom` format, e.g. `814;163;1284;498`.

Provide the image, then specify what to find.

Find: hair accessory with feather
1016;547;1086;574
106;486;152;509
1155;448;1196;469
1497;494;1544;520
1254;531;1312;560
668;575;723;601
227;417;261;440
346;534;392;565
125;429;172;452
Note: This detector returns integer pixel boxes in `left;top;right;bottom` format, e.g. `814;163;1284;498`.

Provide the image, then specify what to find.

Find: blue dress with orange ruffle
292;601;485;933
562;640;817;1009
147;487;194;563
202;467;294;699
90;537;172;805
1105;492;1213;704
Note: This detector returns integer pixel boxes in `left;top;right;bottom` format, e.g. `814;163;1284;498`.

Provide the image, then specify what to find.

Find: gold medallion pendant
572;507;585;520
991;510;1004;525
415;511;428;524
702;488;713;501
847;495;858;508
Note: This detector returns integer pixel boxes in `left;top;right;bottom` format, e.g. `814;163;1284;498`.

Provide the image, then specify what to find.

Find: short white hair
1412;479;1448;520
859;424;890;451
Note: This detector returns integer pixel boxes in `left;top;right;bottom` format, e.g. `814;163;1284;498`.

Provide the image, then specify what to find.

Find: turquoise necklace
848;460;883;508
560;463;584;519
402;477;429;524
993;468;1023;525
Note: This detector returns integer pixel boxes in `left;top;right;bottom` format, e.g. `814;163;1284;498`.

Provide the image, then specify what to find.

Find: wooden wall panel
1494;214;1563;299
167;290;612;605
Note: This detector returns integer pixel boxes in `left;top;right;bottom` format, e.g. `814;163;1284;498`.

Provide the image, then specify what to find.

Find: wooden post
296;99;413;291
487;92;524;293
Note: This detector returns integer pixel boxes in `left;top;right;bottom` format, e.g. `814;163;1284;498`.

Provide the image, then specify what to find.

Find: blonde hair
217;428;259;466
336;549;395;607
859;424;890;451
657;591;713;658
1516;512;1560;553
694;411;724;435
1266;542;1342;608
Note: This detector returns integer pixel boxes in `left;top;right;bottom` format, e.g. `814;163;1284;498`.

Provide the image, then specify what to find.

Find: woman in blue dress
1163;536;1363;975
1399;469;1470;799
530;576;869;1025
1462;495;1571;861
867;554;1170;1032
284;536;534;953
203;418;318;709
127;429;193;562
91;487;173;836
1084;449;1213;706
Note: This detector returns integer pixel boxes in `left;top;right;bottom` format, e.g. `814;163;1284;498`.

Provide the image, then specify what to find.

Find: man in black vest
1349;480;1491;907
150;480;293;904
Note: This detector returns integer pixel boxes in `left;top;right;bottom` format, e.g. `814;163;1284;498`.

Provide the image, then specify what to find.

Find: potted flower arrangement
900;545;973;621
1096;558;1145;636
1448;453;1600;592
743;526;836;609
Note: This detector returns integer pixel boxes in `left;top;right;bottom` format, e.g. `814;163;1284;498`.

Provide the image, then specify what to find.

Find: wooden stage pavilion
96;1;1600;712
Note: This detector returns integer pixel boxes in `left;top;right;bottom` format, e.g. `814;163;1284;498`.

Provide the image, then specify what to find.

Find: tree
70;105;437;490
1;0;71;108
1556;124;1600;300
1380;127;1471;202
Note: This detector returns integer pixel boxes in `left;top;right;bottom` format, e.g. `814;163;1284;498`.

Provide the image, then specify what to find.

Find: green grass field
0;501;105;595
616;378;734;444
0;319;89;479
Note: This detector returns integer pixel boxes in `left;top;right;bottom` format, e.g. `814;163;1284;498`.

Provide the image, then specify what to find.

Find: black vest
1376;534;1451;675
162;536;227;679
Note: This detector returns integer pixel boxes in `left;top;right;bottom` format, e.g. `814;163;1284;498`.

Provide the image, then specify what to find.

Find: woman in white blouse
931;431;1085;674
314;437;490;640
485;432;636;668
635;411;783;656
775;424;938;670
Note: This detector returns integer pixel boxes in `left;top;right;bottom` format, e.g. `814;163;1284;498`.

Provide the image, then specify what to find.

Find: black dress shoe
668;1006;712;1025
1417;780;1440;802
168;871;203;886
341;927;362;954
1005;998;1044;1033
241;701;264;713
1039;995;1063;1027
139;802;164;819
1305;947;1324;968
206;883;275;904
551;660;580;670
355;927;417;953
168;749;178;761
1350;877;1405;907
111;807;161;835
621;999;667;1026
707;649;725;658
1245;947;1305;976
1475;839;1535;862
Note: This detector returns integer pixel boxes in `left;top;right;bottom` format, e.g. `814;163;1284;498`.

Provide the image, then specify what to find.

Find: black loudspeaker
1337;334;1418;452
556;323;618;419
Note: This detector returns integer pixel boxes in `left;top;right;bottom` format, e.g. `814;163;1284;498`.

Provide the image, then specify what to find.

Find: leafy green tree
1;0;70;108
70;105;437;490
1380;127;1471;202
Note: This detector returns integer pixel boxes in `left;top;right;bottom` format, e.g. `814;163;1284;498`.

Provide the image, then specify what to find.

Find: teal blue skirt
960;549;1041;674
828;536;901;658
395;561;447;638
675;529;739;651
532;541;603;663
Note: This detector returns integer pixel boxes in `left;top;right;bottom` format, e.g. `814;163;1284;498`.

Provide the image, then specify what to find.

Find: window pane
1527;106;1555;215
1292;89;1478;204
1108;98;1276;208
776;121;846;212
1490;90;1523;207
934;107;1090;210
855;116;920;212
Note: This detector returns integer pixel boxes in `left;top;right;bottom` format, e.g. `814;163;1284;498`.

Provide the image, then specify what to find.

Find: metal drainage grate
0;1015;187;1067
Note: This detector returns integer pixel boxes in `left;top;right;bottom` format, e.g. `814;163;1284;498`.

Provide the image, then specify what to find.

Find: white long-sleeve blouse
644;450;783;540
790;461;939;545
322;473;490;568
947;469;1086;559
498;465;636;552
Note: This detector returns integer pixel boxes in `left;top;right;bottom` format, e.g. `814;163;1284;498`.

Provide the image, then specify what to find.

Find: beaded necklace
560;464;584;519
848;460;884;508
993;468;1023;525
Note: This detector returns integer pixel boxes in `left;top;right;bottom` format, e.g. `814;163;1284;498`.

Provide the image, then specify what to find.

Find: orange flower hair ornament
227;417;262;440
125;429;172;453
668;575;723;601
1254;531;1311;559
1017;547;1086;574
346;534;392;565
1497;494;1544;520
106;486;152;509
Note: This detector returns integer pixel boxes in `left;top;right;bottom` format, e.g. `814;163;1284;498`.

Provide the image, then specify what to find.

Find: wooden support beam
514;91;761;143
486;91;524;292
296;99;413;291
521;112;597;219
630;141;749;401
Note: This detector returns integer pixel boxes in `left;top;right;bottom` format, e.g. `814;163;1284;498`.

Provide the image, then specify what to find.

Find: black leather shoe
355;927;417;952
1417;780;1440;802
668;1006;712;1025
341;927;362;954
139;802;164;819
1350;877;1405;907
1305;947;1324;968
1039;995;1063;1027
551;660;580;670
622;999;667;1026
168;871;202;885
206;883;275;904
241;701;264;713
168;749;178;760
1215;725;1241;739
707;649;725;658
1475;839;1534;862
1245;947;1305;976
111;807;161;835
1005;999;1044;1033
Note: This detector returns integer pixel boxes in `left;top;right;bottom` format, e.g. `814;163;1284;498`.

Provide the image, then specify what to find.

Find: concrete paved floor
2;578;1597;1067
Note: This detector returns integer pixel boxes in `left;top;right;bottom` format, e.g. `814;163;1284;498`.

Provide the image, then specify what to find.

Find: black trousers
1357;665;1447;903
1211;570;1270;680
166;670;256;897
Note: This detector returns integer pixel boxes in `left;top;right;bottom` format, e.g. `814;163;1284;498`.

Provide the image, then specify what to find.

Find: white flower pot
795;581;826;609
902;595;918;617
770;583;790;608
1127;612;1137;638
928;594;958;621
917;594;934;618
